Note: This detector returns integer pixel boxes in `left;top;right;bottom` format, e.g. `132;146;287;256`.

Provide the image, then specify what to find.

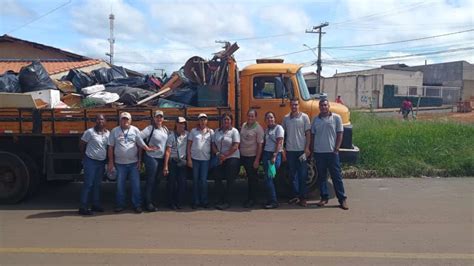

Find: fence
393;85;460;105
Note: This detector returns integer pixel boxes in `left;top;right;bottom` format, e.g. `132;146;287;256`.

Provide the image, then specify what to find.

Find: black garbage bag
91;68;110;84
0;71;21;93
165;87;197;105
105;76;149;89
104;86;153;105
108;66;128;80
65;69;95;91
18;61;57;92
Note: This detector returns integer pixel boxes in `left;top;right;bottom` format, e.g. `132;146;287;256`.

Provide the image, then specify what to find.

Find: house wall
0;42;75;60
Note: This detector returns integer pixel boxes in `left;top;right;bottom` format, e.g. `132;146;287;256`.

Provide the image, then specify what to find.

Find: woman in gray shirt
212;113;240;210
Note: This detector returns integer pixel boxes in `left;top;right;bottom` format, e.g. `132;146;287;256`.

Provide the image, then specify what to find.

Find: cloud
259;5;310;34
0;0;35;18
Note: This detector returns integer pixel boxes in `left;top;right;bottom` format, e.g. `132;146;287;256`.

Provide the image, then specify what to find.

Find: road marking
0;248;472;260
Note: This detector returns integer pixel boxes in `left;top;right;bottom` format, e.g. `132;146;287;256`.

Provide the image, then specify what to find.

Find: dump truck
0;47;358;203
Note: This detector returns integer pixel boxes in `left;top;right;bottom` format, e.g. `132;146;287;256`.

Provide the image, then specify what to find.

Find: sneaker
91;206;105;212
288;197;300;205
298;199;307;207
264;202;279;209
114;207;124;213
134;207;143;214
315;199;328;207
340;200;349;210
146;204;157;212
78;208;93;215
216;203;230;210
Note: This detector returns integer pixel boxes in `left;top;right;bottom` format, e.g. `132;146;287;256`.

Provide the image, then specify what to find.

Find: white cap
176;116;186;123
120;112;132;120
154;110;164;117
198;113;208;119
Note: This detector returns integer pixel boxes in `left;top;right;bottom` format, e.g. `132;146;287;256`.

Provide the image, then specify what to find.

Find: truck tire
0;151;39;204
276;159;319;198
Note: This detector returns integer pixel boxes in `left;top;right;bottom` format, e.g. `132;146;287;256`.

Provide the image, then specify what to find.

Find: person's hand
187;158;193;168
253;159;260;169
304;148;311;159
271;156;276;164
219;154;226;164
163;167;169;176
148;145;159;151
333;148;339;154
107;162;114;173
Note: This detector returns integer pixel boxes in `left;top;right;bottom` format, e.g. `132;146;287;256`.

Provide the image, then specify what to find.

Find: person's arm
107;146;114;172
221;143;239;162
304;130;311;158
186;140;193;168
272;138;283;164
79;140;87;158
334;132;343;153
310;119;316;154
163;146;171;176
254;143;263;169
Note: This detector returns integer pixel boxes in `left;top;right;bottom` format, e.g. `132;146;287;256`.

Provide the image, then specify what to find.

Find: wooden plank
136;87;171;105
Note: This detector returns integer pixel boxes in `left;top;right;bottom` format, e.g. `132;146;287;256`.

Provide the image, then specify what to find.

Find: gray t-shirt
311;113;344;153
213;127;240;159
264;125;284;152
140;125;168;159
188;127;214;161
166;130;188;160
81;128;110;161
108;125;146;164
282;112;311;151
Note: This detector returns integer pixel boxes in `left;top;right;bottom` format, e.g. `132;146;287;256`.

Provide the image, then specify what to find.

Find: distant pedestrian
262;111;284;209
108;112;156;214
282;98;311;207
140;110;169;212
187;113;214;209
213;113;240;210
78;114;109;215
336;95;344;105
311;99;348;210
399;98;413;120
240;109;264;208
163;117;188;210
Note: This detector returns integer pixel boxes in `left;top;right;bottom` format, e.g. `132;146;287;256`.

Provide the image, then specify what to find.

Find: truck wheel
0;152;38;204
276;159;319;198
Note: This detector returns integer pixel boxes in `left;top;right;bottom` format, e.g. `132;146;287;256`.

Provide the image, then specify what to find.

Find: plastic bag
86;91;120;105
81;84;105;95
91;68;110;84
18;61;57;92
0;71;21;93
267;160;276;178
65;69;95;91
104;86;153;105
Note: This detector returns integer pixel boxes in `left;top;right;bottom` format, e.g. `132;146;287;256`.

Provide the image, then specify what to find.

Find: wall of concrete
0;42;75;60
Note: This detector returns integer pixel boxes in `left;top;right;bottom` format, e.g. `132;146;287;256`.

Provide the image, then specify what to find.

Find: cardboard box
0;93;37;108
24;89;60;108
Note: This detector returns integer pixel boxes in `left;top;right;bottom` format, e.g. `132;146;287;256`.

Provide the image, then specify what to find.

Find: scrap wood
136;87;171;105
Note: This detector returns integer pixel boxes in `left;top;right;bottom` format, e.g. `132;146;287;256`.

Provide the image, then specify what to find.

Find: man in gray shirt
282;98;311;207
311;99;348;210
108;112;154;213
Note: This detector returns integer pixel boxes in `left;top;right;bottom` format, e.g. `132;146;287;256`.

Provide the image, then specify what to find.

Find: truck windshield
296;70;311;100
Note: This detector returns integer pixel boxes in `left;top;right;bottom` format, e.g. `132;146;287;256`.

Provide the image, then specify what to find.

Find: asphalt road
0;178;473;265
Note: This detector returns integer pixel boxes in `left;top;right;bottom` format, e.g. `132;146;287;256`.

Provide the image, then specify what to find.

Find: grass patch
350;112;474;177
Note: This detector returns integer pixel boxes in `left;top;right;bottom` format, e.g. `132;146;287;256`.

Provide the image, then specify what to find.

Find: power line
7;0;72;34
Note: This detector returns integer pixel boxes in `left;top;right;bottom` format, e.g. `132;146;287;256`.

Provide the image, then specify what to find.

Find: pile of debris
0;42;238;109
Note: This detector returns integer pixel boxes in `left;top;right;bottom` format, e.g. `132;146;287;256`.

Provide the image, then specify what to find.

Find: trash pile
0;42;238;109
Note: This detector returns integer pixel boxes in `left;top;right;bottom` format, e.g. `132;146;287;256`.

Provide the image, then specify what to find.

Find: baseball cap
120;112;132;120
154;110;164;117
198;113;208;119
176;116;186;123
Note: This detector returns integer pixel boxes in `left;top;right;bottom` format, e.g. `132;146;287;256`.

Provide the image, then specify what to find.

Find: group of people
78;98;348;215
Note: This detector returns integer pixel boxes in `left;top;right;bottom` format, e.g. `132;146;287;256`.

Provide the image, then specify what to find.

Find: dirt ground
416;110;474;123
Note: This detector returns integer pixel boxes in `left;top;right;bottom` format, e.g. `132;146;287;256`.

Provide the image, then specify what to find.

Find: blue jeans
167;160;187;206
115;162;141;208
262;151;282;204
80;156;105;209
286;150;308;199
192;159;209;205
314;152;347;203
143;153;163;205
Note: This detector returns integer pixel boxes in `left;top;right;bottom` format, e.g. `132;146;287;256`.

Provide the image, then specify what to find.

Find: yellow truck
0;55;358;203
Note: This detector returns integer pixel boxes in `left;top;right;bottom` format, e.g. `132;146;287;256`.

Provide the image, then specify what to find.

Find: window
409;86;418;96
296;70;311;100
253;76;293;99
425;87;441;97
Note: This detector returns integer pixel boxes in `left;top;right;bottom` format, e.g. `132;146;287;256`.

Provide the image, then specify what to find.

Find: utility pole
106;13;115;65
306;22;329;93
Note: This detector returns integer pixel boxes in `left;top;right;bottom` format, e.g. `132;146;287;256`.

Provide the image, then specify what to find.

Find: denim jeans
192;159;209;205
115;162;141;208
241;156;258;201
143;153;163;205
262;151;282;204
286;150;308;199
167;160;187;206
215;157;240;204
80;156;105;209
314;152;347;203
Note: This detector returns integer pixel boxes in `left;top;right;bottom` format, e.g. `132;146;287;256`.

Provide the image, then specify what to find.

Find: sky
1;0;473;76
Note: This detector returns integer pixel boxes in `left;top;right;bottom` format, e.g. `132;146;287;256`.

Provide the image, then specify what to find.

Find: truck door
248;75;294;125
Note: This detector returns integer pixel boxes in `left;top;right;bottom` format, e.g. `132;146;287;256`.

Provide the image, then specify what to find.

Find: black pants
241;156;258;201
215;158;240;204
167;160;187;206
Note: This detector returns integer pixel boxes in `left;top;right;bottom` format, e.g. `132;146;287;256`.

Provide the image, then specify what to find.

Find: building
382;61;474;102
0;34;142;79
